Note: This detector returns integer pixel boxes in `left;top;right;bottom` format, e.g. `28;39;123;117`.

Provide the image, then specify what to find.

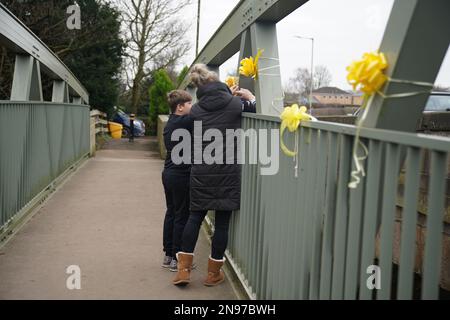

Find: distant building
283;92;320;107
312;86;363;106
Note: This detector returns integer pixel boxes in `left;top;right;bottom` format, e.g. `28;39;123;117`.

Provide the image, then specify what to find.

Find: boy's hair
167;90;192;113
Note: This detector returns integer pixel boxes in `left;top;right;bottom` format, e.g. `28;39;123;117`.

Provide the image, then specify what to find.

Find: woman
173;64;256;286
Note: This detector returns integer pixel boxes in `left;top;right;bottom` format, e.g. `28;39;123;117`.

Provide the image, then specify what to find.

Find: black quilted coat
189;81;244;212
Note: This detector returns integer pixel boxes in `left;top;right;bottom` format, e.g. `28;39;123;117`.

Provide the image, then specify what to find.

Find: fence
90;110;108;156
90;110;108;135
0;3;90;238
178;0;450;300
0;101;90;238
223;113;449;300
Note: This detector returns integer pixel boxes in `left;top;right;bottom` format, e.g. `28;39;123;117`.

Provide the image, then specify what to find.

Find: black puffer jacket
189;81;244;211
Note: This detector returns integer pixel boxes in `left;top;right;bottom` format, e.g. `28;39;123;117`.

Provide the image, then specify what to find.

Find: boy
161;90;194;271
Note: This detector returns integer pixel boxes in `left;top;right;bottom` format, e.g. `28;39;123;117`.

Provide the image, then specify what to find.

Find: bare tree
121;0;192;113
314;65;332;89
287;65;332;98
434;85;450;92
287;67;312;98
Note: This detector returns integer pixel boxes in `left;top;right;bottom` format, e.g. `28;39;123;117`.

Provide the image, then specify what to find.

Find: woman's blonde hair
189;64;220;88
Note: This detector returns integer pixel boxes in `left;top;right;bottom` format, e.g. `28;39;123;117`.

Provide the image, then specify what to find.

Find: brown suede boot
173;252;194;286
204;256;225;286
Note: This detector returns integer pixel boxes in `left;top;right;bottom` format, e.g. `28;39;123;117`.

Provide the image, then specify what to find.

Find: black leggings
181;210;232;260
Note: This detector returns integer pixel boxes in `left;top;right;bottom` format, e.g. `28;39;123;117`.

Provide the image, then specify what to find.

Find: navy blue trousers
162;171;190;258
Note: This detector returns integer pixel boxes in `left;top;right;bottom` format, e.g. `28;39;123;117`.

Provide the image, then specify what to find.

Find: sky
179;0;450;91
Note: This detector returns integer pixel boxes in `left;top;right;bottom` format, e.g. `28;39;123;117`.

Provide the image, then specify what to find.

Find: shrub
148;69;175;135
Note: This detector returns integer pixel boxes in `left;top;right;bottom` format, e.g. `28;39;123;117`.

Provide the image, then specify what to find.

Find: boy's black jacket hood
196;81;234;112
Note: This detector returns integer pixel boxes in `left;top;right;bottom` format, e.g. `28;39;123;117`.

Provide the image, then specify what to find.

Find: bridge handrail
189;0;450;300
90;110;108;135
242;113;450;152
0;3;89;103
219;113;450;300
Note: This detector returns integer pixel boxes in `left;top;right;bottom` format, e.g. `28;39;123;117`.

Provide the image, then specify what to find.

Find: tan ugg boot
204;256;225;287
173;252;194;286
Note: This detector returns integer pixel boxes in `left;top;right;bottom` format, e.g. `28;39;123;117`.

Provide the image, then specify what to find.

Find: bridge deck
0;137;236;300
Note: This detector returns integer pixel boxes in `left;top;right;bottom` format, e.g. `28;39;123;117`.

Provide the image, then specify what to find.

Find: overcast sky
180;0;450;91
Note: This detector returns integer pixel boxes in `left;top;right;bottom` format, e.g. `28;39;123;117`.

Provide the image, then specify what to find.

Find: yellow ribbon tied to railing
280;104;316;157
346;51;434;189
347;51;388;95
239;49;264;80
346;51;388;189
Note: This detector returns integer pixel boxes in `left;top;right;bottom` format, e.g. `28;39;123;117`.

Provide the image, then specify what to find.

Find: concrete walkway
0;137;237;300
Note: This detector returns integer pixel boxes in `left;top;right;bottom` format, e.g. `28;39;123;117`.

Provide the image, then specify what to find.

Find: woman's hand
230;85;255;101
230;85;240;96
235;88;255;101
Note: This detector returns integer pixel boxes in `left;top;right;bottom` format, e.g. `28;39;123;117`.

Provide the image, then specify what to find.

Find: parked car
353;92;450;116
424;92;450;112
111;107;146;137
111;107;145;138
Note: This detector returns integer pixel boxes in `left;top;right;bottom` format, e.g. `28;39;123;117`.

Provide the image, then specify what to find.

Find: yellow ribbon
225;76;238;88
347;51;434;189
347;51;388;95
239;49;264;80
280;104;317;157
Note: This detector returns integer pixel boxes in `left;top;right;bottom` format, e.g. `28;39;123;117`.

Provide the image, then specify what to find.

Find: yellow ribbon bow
225;76;238;88
346;51;388;95
346;51;388;189
347;51;434;189
280;104;316;157
239;49;264;80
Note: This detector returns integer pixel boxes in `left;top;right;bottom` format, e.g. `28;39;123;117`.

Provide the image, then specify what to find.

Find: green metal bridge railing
180;0;450;300
0;102;90;237
227;113;449;300
0;3;90;239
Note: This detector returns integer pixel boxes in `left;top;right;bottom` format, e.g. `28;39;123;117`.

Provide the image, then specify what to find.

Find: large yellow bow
346;51;388;189
239;49;264;80
280;104;315;157
346;51;388;95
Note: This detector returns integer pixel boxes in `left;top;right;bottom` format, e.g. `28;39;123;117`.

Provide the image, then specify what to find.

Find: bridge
1;0;450;300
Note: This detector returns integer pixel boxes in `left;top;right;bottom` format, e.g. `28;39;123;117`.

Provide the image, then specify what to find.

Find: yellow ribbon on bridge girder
347;51;434;189
239;49;264;80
